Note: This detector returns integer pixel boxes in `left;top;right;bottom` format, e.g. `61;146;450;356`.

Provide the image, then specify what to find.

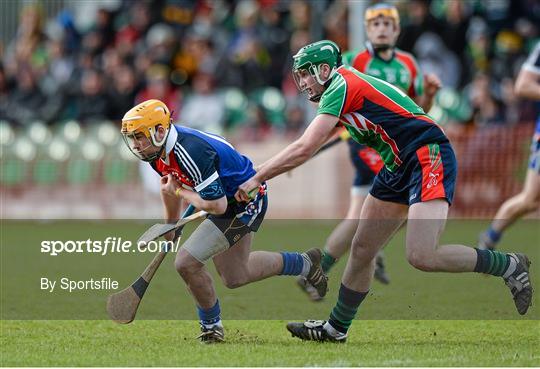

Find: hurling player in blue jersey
478;41;540;250
121;99;328;343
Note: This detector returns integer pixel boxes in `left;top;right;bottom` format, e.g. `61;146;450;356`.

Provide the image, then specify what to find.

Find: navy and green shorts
370;142;457;206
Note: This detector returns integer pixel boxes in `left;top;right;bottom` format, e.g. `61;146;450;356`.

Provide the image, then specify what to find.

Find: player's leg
174;220;227;343
406;199;533;314
406;199;477;272
212;233;281;288
212;229;327;296
406;141;532;313
287;194;408;341
479;165;540;249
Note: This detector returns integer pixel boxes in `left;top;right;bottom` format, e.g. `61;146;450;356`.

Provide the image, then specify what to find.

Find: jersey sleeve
522;42;540;75
317;74;348;117
173;139;225;200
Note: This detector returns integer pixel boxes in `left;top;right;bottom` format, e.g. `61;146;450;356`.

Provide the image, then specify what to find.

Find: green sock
328;283;368;333
474;248;512;276
321;251;337;273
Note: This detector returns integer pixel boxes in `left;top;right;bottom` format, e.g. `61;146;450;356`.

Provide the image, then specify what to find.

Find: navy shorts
208;183;268;245
348;140;384;188
370;142;457;206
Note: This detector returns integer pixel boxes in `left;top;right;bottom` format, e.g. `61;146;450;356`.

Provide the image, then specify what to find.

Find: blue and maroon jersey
318;65;447;172
151;125;255;200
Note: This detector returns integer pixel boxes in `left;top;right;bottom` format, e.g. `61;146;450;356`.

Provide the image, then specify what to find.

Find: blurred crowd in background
1;0;539;139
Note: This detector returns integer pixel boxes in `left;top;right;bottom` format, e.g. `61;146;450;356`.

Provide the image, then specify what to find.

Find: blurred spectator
440;0;471;86
323;0;349;50
115;1;152;58
72;68;112;123
109;64;139;120
397;0;444;53
145;23;177;66
42;38;74;95
180;72;225;134
4;4;47;76
287;0;311;31
0;64;13;121
173;28;218;82
135;64;181;120
467;73;506;126
414;32;461;88
5;64;46;125
101;48;123;81
258;2;290;88
219;0;271;91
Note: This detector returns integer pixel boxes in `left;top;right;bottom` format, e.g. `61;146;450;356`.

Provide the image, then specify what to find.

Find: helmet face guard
121;125;169;162
292;64;326;102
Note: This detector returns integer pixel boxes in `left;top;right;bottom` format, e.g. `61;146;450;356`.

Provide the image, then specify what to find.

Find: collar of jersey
164;124;178;155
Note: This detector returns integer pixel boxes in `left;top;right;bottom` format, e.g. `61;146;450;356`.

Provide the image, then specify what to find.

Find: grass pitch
1;219;539;366
1;320;539;366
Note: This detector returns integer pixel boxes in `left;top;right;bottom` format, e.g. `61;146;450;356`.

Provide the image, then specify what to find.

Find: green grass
1;320;539;366
1;219;539;366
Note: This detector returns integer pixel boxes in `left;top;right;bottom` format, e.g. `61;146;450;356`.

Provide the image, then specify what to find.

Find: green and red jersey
342;45;424;99
318;65;447;172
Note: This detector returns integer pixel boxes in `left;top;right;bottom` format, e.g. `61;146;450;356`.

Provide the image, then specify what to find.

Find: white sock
201;319;223;329
300;253;311;277
323;321;347;338
502;255;518;279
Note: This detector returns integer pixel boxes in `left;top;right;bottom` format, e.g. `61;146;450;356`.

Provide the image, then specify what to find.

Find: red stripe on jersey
154;151;196;188
361;116;403;166
416;145;445;202
394;51;418;98
351;50;371;73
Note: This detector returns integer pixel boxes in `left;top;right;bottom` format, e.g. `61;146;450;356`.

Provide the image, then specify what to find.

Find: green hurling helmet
292;40;342;85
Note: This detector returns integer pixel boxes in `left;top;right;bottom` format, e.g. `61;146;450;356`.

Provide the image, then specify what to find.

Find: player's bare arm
161;173;227;215
514;69;540;100
235;114;339;202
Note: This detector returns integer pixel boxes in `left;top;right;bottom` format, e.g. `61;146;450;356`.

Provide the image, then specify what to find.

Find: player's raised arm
236;114;338;202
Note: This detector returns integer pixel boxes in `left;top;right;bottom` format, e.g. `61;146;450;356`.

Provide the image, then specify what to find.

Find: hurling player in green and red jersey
296;3;442;298
235;40;533;342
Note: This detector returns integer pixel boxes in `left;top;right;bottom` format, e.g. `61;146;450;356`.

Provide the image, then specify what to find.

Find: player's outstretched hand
235;177;261;202
424;73;442;98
